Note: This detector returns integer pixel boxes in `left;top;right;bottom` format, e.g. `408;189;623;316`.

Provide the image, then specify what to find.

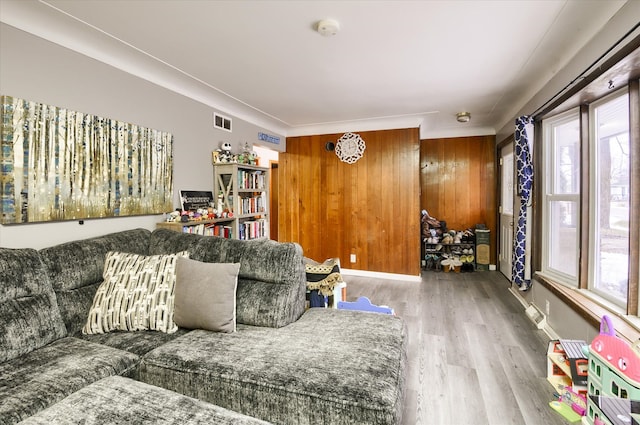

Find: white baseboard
340;268;422;282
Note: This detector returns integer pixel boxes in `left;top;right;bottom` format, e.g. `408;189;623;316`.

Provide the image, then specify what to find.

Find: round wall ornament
335;132;366;164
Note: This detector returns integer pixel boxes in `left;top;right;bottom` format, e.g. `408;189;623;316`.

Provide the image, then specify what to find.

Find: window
589;91;630;307
542;110;581;284
541;88;631;310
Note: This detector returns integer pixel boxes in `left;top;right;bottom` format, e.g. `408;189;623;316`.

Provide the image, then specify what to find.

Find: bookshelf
213;163;269;240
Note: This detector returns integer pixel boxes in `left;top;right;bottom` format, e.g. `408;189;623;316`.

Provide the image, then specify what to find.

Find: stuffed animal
217;142;233;163
166;210;181;222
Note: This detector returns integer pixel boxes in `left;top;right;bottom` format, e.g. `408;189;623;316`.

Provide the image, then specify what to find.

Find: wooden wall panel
420;135;497;264
279;128;421;276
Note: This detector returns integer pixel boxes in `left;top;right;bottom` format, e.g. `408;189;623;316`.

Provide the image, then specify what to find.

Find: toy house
547;339;589;397
585;315;640;425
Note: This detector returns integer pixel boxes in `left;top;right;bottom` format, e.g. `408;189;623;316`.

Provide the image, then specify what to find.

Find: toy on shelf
213;142;234;163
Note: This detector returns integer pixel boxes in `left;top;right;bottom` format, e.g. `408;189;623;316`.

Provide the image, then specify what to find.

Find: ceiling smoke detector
317;19;340;36
456;112;471;123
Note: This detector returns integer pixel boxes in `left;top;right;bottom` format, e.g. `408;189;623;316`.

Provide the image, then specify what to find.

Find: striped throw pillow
83;251;189;334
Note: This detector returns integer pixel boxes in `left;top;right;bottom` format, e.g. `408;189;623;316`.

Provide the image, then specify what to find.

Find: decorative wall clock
335;132;366;164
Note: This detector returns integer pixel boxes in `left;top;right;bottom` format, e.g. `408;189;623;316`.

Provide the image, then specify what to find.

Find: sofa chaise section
19;376;273;425
139;308;407;425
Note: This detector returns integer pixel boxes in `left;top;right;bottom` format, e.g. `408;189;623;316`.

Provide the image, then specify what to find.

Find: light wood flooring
344;270;568;425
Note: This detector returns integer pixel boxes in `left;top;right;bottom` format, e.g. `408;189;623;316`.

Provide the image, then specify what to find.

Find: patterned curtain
512;116;534;290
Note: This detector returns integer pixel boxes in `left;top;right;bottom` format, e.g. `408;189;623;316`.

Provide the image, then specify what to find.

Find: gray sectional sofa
0;228;407;424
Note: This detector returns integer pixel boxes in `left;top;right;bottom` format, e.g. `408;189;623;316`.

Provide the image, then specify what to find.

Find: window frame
541;108;582;287
587;88;631;308
536;81;638;321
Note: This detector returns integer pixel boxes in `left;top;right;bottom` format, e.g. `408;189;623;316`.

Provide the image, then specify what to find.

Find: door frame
498;137;516;281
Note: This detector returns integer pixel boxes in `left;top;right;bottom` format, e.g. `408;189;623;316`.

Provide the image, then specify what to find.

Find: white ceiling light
456;112;471;123
316;19;340;36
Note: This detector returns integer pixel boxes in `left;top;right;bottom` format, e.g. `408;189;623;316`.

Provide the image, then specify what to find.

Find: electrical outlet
350;254;356;263
545;300;550;316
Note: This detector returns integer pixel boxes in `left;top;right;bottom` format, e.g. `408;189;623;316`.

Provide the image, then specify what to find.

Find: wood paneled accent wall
279;128;421;276
421;135;497;264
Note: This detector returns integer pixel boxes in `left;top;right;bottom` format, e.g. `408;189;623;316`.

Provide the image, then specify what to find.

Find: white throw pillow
83;250;189;334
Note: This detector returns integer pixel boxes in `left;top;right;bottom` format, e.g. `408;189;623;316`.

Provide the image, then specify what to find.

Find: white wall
0;24;284;249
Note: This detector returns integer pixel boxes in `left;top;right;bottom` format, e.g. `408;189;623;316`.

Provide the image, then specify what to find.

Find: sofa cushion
79;328;191;357
174;257;240;333
148;228;205;257
0;337;139;424
149;229;307;328
39;228;152;335
0;248;67;363
217;237;306;328
139;308;407;425
83;251;188;335
21;376;268;425
19;376;273;425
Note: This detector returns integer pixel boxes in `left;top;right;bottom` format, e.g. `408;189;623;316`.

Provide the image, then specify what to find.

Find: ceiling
0;0;630;138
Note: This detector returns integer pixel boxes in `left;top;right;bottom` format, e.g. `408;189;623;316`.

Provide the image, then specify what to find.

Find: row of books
238;219;267;240
178;220;265;239
181;223;233;238
240;195;266;215
238;170;266;190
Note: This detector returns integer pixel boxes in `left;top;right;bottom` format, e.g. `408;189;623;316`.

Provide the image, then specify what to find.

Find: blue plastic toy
337;296;394;315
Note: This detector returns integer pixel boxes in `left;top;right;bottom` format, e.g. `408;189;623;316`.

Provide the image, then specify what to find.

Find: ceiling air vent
214;112;232;132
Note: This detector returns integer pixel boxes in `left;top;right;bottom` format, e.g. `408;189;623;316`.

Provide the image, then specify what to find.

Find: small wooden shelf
157;218;233;229
157;218;235;238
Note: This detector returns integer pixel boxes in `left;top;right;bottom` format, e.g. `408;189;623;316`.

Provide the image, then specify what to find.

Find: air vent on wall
525;304;547;330
214;112;232;132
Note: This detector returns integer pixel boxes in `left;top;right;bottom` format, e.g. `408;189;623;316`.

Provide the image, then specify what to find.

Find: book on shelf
180;223;232;238
181;223;205;235
240;195;266;215
238;219;267;240
237;169;266;190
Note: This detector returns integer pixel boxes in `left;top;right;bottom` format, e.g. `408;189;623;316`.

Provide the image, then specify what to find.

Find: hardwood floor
344;270;567;425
